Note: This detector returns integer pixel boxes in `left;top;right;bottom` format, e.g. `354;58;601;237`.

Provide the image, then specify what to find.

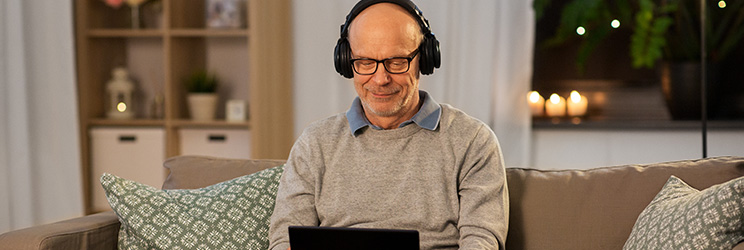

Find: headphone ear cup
334;38;354;79
418;42;430;75
419;34;441;75
429;35;441;70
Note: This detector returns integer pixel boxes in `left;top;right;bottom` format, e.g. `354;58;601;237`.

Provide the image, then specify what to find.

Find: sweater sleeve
457;125;509;250
268;132;322;250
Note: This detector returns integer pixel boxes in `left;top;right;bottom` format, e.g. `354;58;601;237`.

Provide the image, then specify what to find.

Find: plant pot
187;93;218;121
659;62;720;120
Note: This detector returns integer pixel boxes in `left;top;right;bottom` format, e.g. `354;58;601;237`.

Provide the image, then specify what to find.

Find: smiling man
347;1;422;129
268;1;509;249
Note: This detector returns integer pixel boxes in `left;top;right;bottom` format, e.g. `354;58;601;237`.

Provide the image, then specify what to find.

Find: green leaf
534;0;553;20
185;70;219;93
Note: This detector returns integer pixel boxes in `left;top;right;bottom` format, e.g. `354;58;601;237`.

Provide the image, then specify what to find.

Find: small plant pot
659;62;720;120
188;93;218;121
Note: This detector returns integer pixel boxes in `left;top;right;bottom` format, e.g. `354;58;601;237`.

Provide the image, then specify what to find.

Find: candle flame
117;102;127;112
528;91;542;103
570;91;582;103
549;93;561;104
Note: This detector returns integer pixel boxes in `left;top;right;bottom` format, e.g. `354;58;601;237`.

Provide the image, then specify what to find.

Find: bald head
347;3;423;58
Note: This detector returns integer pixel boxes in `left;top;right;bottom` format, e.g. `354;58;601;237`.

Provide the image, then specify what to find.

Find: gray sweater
268;104;508;250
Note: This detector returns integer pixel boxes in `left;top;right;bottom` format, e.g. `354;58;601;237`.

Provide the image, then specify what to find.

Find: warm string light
576;19;621;36
576;26;586;36
719;0;727;8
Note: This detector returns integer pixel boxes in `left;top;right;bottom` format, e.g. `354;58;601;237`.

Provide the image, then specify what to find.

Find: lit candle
117;102;128;112
527;91;545;116
545;93;566;117
567;90;588;117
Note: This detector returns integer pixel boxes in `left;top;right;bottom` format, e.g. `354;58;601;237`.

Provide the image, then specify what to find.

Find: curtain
292;1;534;167
0;0;82;233
490;1;534;167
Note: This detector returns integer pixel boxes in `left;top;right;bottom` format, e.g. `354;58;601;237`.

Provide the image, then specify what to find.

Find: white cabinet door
90;127;165;212
179;128;251;159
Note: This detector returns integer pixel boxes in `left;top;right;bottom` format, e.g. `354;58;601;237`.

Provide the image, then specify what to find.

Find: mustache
365;86;401;95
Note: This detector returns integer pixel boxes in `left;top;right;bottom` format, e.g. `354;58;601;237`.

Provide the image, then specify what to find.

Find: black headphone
334;0;441;78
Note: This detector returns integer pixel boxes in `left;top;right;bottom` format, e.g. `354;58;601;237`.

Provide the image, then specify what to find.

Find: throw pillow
100;164;284;249
623;175;744;250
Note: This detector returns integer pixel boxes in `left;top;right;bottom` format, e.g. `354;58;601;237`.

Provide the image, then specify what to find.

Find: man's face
348;3;422;123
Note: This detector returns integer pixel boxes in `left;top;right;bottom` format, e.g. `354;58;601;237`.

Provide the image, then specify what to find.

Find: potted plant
534;0;744;119
185;70;219;121
634;0;744;119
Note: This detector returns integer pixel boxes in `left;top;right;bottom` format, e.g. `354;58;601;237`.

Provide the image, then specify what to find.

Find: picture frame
226;99;247;122
206;0;244;28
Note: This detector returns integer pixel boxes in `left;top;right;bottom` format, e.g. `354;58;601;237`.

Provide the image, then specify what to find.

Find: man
268;1;508;249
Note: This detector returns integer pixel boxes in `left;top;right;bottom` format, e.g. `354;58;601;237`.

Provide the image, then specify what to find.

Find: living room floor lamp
700;0;708;159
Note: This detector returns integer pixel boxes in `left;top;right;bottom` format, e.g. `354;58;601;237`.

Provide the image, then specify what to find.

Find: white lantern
106;67;135;119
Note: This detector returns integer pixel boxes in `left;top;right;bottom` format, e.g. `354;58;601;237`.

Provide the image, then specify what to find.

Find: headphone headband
339;0;432;39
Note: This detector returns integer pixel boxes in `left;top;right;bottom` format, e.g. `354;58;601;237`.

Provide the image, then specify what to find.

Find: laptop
288;226;419;250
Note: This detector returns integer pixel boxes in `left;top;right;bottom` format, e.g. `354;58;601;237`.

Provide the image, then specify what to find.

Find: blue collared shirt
346;90;442;136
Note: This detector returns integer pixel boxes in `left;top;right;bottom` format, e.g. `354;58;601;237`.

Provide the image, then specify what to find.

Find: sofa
1;155;743;249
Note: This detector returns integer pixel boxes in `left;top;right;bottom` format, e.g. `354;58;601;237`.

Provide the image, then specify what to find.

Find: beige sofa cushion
623;175;744;249
101;165;284;249
505;156;744;250
162;155;286;190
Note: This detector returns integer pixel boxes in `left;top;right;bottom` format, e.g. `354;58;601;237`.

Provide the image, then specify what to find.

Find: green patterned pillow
100;164;284;249
623;175;744;250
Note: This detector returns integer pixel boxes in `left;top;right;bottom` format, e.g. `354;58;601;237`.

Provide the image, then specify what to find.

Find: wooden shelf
169;28;249;37
533;117;744;130
88;118;165;127
75;0;293;215
169;119;251;128
88;29;164;37
87;118;250;128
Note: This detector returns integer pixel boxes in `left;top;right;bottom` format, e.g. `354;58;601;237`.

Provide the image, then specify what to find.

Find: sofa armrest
733;241;744;250
0;211;120;250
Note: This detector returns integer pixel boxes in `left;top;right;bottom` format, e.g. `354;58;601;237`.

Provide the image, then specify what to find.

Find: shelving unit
74;0;293;214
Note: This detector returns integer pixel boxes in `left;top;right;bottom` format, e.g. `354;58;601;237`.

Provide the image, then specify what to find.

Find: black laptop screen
288;226;419;250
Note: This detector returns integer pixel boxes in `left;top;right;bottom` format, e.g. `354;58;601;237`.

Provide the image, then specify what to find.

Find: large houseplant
635;0;744;119
534;0;744;119
185;70;219;121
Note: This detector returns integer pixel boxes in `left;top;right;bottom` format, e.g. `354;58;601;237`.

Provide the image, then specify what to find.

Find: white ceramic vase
187;93;218;121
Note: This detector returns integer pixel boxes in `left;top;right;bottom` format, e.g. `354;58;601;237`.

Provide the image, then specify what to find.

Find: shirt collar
346;90;441;136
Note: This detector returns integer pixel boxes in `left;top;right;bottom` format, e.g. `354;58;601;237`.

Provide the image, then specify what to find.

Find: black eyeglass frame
350;50;420;75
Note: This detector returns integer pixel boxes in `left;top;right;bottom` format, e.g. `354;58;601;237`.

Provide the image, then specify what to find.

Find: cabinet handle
119;135;137;142
208;135;226;142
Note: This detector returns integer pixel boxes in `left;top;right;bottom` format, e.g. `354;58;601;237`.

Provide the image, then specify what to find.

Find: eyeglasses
350;50;419;75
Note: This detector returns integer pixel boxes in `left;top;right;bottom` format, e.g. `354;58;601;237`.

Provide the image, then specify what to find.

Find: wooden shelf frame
74;0;293;214
169;28;249;37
